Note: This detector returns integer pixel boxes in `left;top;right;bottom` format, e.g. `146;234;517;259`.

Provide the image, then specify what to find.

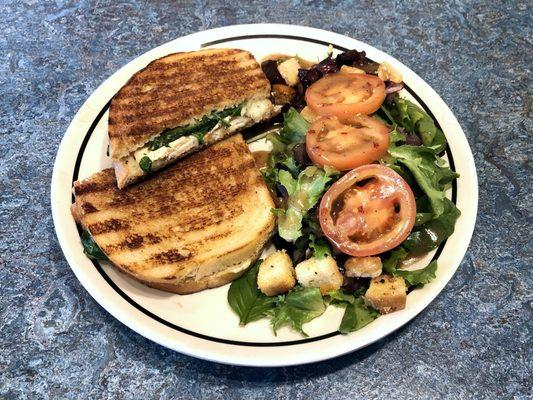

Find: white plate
51;24;478;367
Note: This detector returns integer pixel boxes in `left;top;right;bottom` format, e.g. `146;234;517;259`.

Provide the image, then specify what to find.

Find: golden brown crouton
377;62;403;83
364;275;407;314
277;57;301;86
272;84;296;105
344;257;382;278
257;251;296;296
295;256;343;294
340;65;365;74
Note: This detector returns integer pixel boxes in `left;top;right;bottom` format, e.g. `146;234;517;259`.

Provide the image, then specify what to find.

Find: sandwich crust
108;48;271;160
72;135;276;294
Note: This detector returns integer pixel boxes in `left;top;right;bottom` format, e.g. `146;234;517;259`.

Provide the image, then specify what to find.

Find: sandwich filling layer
129;97;278;174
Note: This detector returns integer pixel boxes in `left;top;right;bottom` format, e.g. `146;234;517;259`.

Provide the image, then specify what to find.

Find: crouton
277;57;301;86
257;251;296;296
344;257;382;278
340;65;365;74
295;256;343;294
272;84;296;105
300;106;319;123
364;275;407;314
377;62;403;83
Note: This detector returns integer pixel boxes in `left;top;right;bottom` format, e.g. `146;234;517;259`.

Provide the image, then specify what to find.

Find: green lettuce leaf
382;248;438;287
276;166;337;241
308;234;333;259
227;261;276;325
386;97;446;152
339;298;379;334
388;145;459;219
395;261;438;286
403;198;461;254
279;107;310;144
271;287;326;336
326;289;356;307
382;248;408;275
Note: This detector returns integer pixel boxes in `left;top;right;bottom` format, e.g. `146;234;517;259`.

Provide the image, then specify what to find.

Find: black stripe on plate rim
70;33;458;347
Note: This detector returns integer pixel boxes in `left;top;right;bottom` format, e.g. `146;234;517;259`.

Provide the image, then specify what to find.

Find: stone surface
0;1;531;399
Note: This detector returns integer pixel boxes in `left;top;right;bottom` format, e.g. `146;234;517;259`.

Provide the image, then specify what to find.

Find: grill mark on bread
89;218;131;235
145;233;162;244
74;180;115;195
110;76;266;131
81;202;98;213
120;50;244;82
106;232;162;253
107;48;271;159
71;136;276;293
113;64;261;105
151;249;191;264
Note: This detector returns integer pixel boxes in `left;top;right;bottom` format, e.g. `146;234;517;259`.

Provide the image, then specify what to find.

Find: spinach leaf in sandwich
146;104;242;150
81;230;108;261
139;156;152;173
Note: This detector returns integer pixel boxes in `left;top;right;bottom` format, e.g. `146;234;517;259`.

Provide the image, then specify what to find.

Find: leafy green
279;107;310;144
81;230;108;261
403;198;461;254
395;261;438;286
326;289;356;306
227;261;276;325
382;247;409;275
271;287;326;336
383;97;446;152
275;166;337;241
309;234;332;259
389;126;407;144
388;144;459;219
139;156;152;173
339;298;379;334
146;104;242;150
382;248;438;287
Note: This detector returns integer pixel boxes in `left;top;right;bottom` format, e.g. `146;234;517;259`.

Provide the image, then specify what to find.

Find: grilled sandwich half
109;48;279;189
71;135;276;294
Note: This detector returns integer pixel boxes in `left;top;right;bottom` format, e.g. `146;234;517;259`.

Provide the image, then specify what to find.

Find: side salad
228;48;460;336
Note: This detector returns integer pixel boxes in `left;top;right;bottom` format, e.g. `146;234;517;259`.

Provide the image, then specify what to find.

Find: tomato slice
306;115;390;171
305;73;386;122
319;165;416;257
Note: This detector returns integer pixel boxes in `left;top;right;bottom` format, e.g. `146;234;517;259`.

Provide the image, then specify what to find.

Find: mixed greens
262;109;340;262
227;260;379;336
228;91;460;336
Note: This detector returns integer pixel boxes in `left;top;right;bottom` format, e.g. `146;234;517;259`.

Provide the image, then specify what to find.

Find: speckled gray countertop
1;1;531;399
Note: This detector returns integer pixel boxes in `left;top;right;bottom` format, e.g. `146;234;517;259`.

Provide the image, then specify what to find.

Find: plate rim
51;23;478;367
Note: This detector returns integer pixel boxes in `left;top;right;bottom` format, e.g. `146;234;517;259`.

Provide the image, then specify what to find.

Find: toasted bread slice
108;48;277;188
72;135;275;294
